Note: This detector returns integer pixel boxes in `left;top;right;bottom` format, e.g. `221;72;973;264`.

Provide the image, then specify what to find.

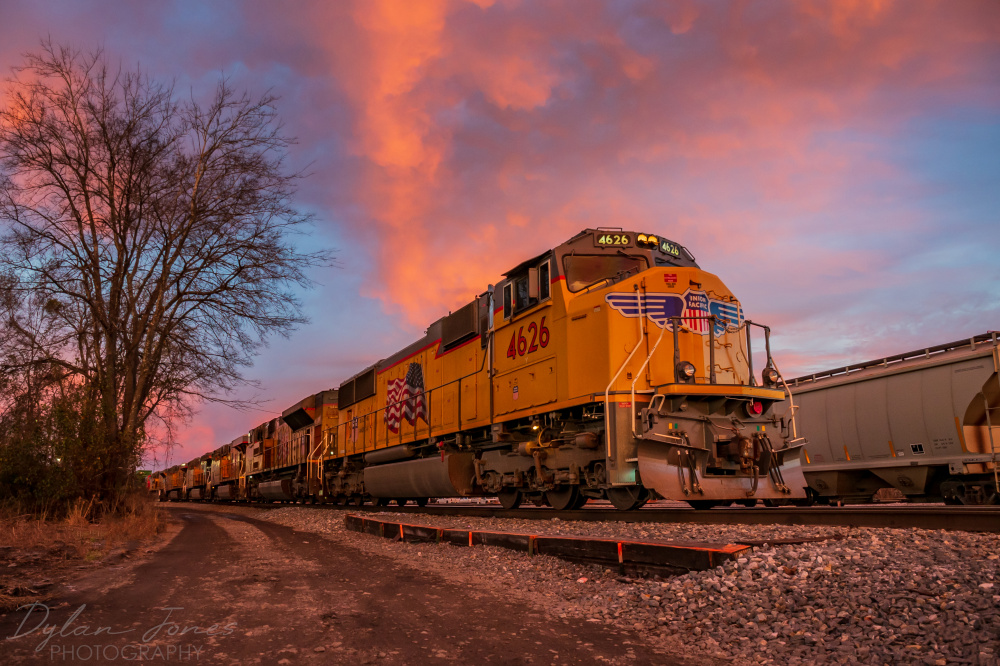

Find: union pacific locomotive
150;229;807;509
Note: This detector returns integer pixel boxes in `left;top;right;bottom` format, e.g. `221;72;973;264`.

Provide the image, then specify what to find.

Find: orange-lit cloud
2;0;998;464
271;0;1000;325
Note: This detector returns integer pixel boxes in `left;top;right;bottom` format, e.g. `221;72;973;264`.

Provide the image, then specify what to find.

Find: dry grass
1;494;163;555
0;492;164;611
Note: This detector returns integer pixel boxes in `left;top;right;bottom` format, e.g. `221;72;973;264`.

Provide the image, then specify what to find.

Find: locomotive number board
594;232;632;247
660;240;681;257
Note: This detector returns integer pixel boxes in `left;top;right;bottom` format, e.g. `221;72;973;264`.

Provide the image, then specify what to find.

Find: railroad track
185;499;1000;533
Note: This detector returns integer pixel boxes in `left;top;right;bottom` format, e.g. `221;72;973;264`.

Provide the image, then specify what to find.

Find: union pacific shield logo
605;291;743;335
682;291;711;334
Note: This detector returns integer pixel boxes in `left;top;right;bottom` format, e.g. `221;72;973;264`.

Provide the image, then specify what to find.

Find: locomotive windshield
563;254;647;292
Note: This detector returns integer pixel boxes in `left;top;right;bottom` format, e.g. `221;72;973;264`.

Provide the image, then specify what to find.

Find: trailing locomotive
786;332;999;505
153;228;807;509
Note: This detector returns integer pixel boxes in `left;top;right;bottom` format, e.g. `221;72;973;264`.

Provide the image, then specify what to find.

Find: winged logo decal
605;291;744;335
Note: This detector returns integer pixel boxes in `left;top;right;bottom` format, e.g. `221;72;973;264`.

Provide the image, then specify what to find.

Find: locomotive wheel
415;498;429;507
546;486;580;511
572;494;590;509
497;489;522;510
394;498;408;507
606;486;646;511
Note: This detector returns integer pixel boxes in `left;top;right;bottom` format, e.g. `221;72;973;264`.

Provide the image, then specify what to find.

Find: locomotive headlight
636;234;660;248
762;366;780;387
676;361;697;382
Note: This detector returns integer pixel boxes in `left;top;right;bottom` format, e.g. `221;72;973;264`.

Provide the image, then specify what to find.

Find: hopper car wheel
375;497;390;507
546;486;580;511
737;499;757;508
335;495;349;506
497;489;522;510
394;498;409;507
572;494;590;509
351;496;365;507
415;498;429;507
606;486;648;511
687;500;724;510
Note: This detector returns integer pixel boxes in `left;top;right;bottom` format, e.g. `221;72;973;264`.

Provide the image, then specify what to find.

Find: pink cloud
3;1;998;461
271;0;997;325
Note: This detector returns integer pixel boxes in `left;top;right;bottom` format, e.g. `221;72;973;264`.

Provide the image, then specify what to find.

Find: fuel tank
214;484;234;500
364;453;476;499
258;479;296;501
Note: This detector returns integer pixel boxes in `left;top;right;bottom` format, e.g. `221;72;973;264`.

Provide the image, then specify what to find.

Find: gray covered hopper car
785;332;999;505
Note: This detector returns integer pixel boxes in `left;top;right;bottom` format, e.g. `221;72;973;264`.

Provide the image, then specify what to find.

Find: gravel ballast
182;505;1000;665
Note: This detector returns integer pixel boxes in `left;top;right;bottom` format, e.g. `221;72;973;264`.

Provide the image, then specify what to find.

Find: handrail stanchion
672;318;680;382
708;317;717;384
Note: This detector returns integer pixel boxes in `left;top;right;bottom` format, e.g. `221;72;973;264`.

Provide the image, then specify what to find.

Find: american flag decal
385;362;427;433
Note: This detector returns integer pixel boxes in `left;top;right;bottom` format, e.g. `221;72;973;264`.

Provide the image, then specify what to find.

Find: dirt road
1;507;685;665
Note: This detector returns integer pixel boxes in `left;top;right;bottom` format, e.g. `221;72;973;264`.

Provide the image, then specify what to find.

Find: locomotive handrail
769;354;800;441
605;283;646;460
630;321;671;439
789;331;999;386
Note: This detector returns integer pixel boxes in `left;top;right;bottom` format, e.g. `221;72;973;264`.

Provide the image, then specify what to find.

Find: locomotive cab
485;228;806;509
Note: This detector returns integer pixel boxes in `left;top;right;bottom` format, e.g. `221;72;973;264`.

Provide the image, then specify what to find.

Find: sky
1;0;998;467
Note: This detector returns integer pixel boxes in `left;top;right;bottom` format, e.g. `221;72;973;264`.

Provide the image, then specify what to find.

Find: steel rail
177;499;1000;533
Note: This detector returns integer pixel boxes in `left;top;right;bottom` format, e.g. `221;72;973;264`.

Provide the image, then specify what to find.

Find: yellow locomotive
324;228;806;509
156;228;807;509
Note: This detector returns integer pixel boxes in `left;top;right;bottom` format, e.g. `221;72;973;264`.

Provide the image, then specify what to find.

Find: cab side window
515;275;534;313
503;255;553;319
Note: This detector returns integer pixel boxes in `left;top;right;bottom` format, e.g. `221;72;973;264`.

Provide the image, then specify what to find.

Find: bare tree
0;42;330;502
